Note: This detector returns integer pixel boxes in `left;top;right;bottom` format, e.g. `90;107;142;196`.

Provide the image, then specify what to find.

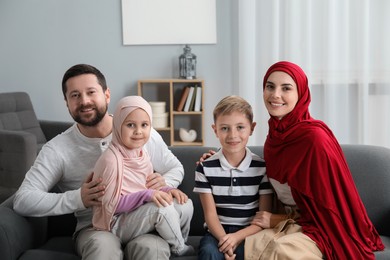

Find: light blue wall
0;0;235;146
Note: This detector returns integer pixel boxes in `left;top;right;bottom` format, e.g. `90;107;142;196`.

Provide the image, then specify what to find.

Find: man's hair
213;95;254;123
61;64;107;99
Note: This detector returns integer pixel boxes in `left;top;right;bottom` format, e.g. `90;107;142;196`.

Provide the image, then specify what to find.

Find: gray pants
76;199;193;260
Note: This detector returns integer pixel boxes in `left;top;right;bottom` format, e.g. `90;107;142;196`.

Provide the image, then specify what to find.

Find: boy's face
121;108;151;150
212;111;256;157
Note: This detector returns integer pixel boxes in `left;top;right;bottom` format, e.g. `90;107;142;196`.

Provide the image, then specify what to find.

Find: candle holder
179;45;197;79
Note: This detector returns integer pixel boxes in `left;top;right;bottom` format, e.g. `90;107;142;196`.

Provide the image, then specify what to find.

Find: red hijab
263;61;384;259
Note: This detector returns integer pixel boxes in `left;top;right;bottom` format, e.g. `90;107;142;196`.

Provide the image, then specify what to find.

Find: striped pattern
194;148;273;226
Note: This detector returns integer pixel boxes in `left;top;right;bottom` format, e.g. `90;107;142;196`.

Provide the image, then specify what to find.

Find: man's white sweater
13;124;184;232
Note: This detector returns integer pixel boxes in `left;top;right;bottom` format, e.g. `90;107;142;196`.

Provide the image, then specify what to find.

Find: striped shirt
193;147;273;227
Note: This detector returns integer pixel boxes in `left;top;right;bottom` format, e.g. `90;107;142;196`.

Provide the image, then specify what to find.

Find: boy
193;95;273;260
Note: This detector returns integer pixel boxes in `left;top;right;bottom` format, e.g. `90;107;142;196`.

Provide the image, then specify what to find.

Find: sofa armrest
0;129;37;168
0;206;36;260
39;120;73;141
0;130;37;202
0;129;38;165
0;195;49;260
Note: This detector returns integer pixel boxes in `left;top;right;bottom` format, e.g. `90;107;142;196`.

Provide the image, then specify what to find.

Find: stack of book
176;85;202;112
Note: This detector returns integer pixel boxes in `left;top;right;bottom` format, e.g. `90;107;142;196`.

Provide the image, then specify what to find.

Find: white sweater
13;124;184;232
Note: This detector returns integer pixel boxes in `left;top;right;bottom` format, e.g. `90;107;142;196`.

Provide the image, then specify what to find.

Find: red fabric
263;61;384;259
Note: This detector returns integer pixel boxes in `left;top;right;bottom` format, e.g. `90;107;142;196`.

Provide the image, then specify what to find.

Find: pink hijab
92;96;154;231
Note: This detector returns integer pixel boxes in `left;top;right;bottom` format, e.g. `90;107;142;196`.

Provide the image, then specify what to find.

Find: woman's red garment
263;61;384;259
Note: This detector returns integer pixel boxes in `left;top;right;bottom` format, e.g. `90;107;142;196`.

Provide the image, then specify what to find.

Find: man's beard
71;104;108;127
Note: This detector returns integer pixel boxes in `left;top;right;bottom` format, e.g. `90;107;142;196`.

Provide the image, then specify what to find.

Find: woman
246;61;384;259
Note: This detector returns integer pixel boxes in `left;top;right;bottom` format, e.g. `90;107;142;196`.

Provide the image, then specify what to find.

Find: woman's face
263;71;299;119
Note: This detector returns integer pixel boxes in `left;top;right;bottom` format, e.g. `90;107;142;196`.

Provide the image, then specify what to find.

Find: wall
0;0;236;147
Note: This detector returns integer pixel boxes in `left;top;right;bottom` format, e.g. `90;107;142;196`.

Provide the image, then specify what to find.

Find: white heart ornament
179;128;197;142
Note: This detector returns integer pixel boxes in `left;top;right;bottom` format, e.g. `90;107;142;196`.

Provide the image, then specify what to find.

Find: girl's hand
169;189;188;204
151;190;173;207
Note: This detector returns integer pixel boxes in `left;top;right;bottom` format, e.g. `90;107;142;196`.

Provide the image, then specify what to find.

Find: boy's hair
213;95;253;123
61;64;107;99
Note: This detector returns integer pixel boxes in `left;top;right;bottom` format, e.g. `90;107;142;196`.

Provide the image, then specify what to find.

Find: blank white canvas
121;0;217;45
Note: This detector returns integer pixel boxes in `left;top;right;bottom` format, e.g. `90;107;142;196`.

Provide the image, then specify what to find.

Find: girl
92;96;194;257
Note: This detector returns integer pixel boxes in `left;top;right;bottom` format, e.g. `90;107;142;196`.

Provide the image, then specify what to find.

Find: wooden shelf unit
138;79;204;146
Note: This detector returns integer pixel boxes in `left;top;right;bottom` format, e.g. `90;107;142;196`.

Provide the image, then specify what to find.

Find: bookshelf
137;79;204;146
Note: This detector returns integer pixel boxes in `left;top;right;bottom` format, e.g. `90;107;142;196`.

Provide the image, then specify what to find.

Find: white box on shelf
149;101;166;115
152;112;168;128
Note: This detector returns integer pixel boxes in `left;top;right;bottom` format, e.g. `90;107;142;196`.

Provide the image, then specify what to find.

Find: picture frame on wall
121;0;217;45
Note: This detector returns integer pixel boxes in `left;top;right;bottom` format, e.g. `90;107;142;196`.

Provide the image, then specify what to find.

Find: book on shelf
183;86;195;112
176;86;190;111
194;86;202;112
188;85;197;111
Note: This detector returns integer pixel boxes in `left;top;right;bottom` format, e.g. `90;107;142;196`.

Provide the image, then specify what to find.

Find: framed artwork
121;0;217;45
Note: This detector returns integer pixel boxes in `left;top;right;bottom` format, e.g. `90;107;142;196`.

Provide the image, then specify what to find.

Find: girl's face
121;108;151;149
263;71;299;119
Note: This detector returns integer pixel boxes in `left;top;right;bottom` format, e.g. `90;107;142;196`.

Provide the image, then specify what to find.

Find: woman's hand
251;211;272;228
197;149;217;165
169;189;188;204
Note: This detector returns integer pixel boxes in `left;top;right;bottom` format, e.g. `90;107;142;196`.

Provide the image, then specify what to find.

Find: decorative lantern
179;45;197;79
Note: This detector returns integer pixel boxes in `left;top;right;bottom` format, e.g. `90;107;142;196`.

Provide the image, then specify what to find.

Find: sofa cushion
0;187;16;203
172;146;212;236
0;206;35;260
19;249;80;260
374;236;390;260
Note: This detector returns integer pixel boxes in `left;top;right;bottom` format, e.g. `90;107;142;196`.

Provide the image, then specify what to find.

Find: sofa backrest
0;92;46;149
4;144;387;240
341;144;390;236
170;146;216;236
0;92;47;202
170;144;390;237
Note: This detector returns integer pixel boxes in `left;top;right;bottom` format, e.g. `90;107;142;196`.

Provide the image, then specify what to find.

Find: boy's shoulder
201;148;265;168
246;147;265;162
203;151;220;162
200;150;222;168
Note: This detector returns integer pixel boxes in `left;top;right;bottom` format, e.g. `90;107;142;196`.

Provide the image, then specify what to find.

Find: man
13;64;193;259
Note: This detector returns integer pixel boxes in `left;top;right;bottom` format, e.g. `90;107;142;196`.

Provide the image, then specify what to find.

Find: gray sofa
0;92;73;203
1;145;390;259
